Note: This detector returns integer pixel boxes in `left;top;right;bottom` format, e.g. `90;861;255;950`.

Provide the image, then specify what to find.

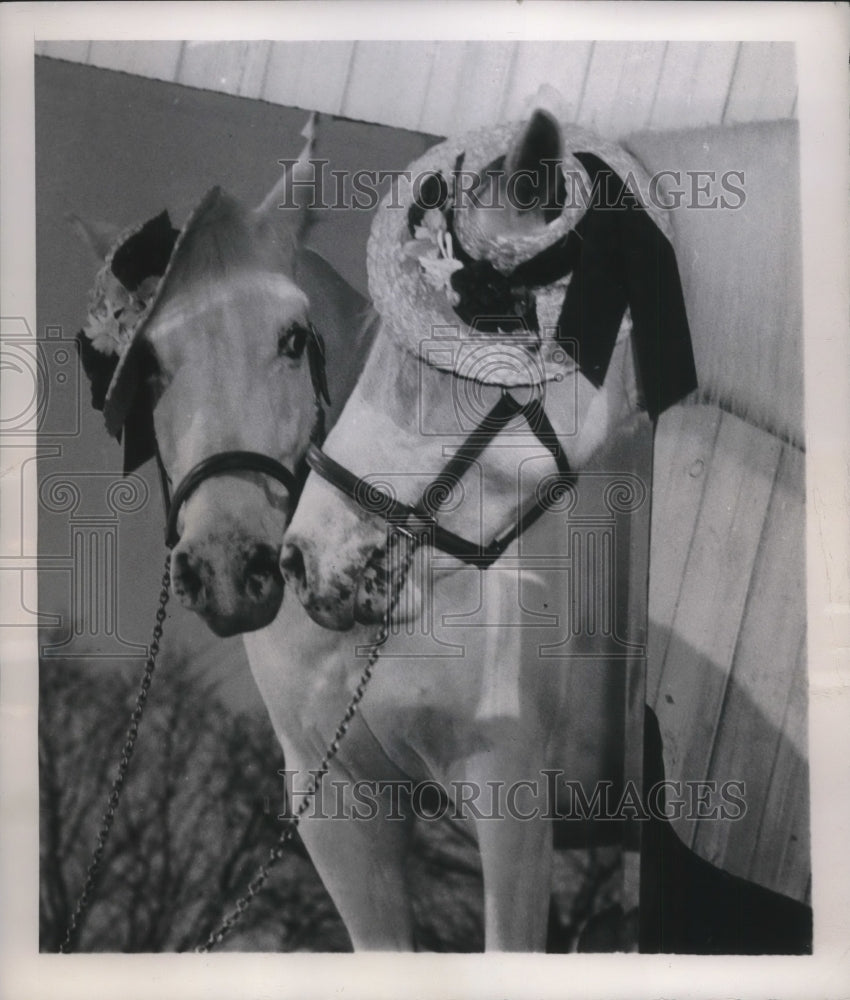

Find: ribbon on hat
408;153;697;420
548;152;697;420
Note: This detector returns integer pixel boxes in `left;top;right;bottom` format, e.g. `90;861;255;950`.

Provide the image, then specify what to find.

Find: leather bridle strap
306;390;575;569
163;451;301;549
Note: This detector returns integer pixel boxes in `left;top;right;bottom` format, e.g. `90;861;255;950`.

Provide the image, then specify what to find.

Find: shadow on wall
640;701;811;955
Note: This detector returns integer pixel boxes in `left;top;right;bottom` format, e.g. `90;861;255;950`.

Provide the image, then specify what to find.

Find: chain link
59;557;171;954
196;527;420;953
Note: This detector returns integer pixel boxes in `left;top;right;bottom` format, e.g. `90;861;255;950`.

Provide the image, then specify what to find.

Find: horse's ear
505;109;564;219
254;112;318;236
67;212;122;262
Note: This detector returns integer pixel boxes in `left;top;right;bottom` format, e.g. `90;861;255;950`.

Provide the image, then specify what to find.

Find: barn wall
630;119;809;904
34;40;796;137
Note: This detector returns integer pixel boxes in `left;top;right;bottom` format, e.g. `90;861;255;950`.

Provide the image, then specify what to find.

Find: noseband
160;451;304;550
306;387;574;569
159;324;329;549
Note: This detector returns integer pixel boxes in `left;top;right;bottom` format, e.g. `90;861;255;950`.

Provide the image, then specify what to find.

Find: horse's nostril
172;550;204;608
279;541;306;585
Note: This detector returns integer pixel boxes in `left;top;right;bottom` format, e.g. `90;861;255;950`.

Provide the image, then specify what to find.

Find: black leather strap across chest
306;389;574;569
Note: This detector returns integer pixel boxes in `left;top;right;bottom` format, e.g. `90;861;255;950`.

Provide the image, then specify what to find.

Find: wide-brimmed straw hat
366;116;676;390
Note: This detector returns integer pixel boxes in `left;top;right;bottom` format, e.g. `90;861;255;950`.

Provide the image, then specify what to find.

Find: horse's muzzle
279;538;359;631
171;540;284;636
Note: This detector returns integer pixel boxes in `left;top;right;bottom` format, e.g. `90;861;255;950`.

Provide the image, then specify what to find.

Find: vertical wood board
647;405;721;706
653;410;782;847
87;40;183;82
691;444;807;888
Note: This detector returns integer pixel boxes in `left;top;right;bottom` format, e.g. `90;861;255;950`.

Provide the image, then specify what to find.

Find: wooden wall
629;118;808;905
34;40;796;138
649;407;808;903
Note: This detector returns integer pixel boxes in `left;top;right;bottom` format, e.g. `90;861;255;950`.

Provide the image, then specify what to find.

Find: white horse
280;111;696;949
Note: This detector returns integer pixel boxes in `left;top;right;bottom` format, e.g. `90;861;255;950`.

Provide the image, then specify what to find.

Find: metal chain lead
196;527;420;953
59;557;172;954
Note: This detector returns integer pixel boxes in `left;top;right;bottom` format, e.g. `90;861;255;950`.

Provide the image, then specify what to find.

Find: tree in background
39;638;349;952
40;631;621;952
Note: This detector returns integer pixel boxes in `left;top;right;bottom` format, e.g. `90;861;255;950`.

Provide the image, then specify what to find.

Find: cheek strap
307;324;331;405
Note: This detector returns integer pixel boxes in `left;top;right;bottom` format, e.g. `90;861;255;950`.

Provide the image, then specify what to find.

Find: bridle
159;450;304;550
157;324;329;550
306;383;575;569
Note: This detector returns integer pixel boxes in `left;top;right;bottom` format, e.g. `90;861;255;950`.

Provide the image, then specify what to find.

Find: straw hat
367;116;673;388
78;186;287;472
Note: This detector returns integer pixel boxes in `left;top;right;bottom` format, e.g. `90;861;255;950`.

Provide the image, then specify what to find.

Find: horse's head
76;121;339;636
281;110;695;630
281;111;695;631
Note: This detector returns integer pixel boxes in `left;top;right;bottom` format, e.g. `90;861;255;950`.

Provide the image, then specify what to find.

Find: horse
279;110;697;949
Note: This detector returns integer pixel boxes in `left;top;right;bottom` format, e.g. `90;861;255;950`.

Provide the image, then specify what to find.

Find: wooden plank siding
36;40;797;138
649;406;808;901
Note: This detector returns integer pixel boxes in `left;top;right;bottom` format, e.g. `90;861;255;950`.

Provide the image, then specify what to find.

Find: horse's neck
355;329;453;429
295;247;380;427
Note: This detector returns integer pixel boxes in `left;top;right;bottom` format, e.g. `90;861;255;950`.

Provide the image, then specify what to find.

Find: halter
160;451;304;550
158;324;329;549
306;385;574;569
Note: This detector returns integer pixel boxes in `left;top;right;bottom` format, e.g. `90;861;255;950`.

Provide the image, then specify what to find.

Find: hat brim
367;119;672;387
102;186;224;439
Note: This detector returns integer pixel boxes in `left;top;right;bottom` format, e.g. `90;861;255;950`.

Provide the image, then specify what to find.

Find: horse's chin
198;586;285;637
353;598;386;627
353;563;422;628
302;599;356;632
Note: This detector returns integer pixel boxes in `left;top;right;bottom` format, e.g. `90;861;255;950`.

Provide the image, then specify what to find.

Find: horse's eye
277;322;310;359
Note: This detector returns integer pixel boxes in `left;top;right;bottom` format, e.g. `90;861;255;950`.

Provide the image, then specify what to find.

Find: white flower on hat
402;210;463;305
82;268;160;357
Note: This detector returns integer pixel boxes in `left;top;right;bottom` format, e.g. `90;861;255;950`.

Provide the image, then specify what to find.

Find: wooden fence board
38;41;92;63
237;40;273;100
691;443;807;887
647;405;720;706
653;409;782;848
649;41;739;129
451;41;517;134
178;41;259;97
262;41;355;116
500;41;594;124
342;42;436;131
415;42;468;135
87;41;183;82
750;636;810;899
724;41;797;124
577;42;666;136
